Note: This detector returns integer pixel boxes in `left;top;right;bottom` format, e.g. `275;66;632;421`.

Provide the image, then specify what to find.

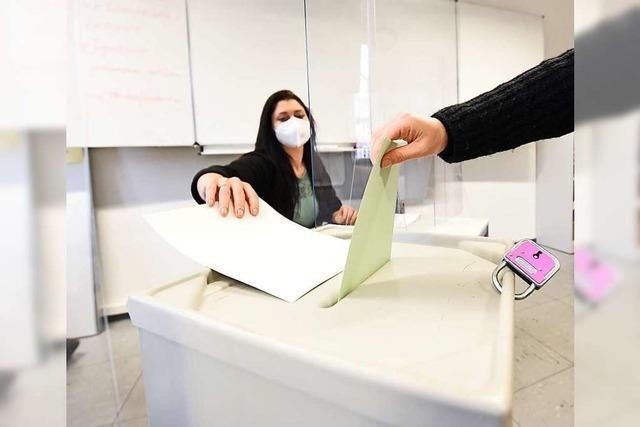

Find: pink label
505;241;557;285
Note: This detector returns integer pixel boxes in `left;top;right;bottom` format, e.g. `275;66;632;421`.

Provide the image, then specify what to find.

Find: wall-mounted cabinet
305;1;456;145
69;0;457;149
371;1;457;126
188;0;308;146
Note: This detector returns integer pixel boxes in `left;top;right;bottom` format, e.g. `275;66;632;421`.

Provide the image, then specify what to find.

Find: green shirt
293;170;316;228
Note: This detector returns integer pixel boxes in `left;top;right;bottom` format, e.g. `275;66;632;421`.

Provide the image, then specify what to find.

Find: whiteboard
68;0;194;147
187;0;308;146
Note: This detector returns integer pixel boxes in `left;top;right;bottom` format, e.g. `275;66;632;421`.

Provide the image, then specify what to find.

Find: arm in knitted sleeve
434;49;574;163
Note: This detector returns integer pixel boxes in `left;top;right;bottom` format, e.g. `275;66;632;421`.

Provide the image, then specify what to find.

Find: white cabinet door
536;134;574;252
189;0;308;146
305;0;457;145
305;1;363;145
371;0;457;127
0;136;38;368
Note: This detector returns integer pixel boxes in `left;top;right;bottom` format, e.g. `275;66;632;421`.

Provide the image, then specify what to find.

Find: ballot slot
192;236;509;311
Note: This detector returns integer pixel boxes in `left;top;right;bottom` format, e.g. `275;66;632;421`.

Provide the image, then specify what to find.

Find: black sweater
191;151;341;225
434;49;574;163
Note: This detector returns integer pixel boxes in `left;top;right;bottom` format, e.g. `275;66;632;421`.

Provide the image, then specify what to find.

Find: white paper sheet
145;200;349;302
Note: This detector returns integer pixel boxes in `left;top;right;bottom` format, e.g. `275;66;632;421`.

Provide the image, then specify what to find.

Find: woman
191;90;358;227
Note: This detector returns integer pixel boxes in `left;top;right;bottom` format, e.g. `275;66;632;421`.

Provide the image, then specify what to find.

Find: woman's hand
371;113;448;168
196;173;259;218
332;205;358;225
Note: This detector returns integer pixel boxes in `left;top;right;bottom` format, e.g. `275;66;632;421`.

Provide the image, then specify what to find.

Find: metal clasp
492;260;536;300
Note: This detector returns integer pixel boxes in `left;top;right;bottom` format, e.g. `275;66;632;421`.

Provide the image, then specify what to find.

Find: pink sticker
505;241;557;285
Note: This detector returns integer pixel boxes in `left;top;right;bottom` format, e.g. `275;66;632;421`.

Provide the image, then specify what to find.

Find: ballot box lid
129;232;515;425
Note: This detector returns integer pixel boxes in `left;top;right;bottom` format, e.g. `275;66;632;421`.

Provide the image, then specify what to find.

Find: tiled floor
67;316;146;427
512;248;574;427
67;248;574;427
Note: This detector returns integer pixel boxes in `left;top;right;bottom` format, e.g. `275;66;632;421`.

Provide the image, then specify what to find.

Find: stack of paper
146;138;401;303
145;200;349;302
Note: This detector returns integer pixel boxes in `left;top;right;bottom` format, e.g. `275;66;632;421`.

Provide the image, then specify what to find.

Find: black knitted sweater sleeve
434;49;574;163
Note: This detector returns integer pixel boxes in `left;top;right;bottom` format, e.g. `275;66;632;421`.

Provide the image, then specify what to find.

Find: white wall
457;3;543;240
463;0;573;59
463;1;575;249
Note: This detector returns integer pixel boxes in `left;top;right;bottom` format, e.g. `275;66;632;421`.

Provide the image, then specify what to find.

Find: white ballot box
128;232;515;427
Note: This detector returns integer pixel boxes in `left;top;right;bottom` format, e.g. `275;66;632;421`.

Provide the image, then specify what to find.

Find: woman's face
272;99;308;129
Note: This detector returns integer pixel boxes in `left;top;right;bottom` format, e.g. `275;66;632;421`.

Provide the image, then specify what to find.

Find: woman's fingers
200;174;258;219
243;182;260;216
348;209;358;225
198;173;219;206
229;178;245;218
334;206;358;225
344;208;353;225
201;175;258;219
345;207;358;225
217;180;231;216
204;178;218;207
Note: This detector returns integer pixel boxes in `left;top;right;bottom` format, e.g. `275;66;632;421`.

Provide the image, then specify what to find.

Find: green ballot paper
337;138;400;301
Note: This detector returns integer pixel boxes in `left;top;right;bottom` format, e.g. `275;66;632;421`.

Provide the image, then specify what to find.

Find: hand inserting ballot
197;172;260;218
370;113;448;168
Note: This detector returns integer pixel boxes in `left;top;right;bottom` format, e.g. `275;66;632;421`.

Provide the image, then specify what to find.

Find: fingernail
251;208;258;215
220;207;228;216
237;208;244;217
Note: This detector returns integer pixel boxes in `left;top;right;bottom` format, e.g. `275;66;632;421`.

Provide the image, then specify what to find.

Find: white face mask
274;116;311;148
